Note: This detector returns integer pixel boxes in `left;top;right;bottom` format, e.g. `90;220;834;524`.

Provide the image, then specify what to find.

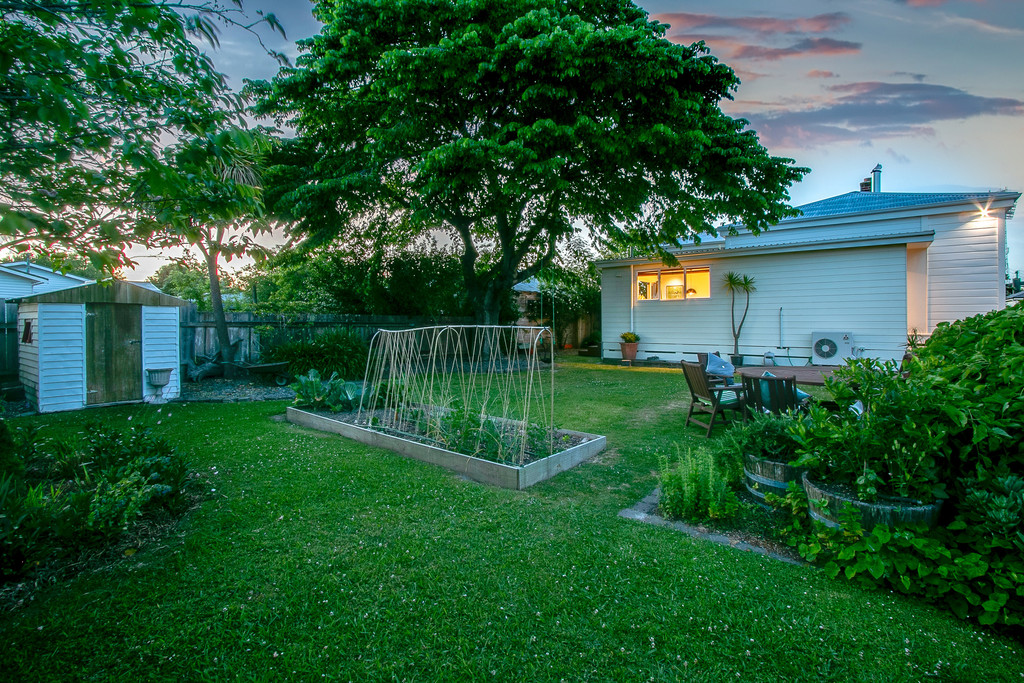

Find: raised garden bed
286;407;606;490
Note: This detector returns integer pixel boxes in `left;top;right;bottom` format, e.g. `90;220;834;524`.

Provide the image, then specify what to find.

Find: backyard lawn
1;356;1020;681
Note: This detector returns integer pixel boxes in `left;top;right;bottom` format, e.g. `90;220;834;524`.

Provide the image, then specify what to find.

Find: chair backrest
680;360;715;402
741;374;798;413
695;351;721;369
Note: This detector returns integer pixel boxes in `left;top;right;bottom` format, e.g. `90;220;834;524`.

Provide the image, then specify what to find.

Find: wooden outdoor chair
680;360;746;437
741;373;801;416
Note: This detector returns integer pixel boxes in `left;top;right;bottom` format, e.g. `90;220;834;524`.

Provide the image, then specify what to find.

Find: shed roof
17;280;187;306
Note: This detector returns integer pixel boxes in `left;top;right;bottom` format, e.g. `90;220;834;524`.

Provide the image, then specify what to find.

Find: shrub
290;370;376;413
264;328;370;380
659;448;739;522
0;421;189;581
715;412;801;485
0;420;24;478
913;305;1024;500
789;358;951;503
777;306;1024;628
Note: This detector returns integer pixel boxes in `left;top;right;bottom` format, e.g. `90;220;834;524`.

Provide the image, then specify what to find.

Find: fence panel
179;308;475;364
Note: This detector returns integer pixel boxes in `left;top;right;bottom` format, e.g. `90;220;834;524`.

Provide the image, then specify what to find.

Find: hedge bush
263;329;369;380
778;305;1024;629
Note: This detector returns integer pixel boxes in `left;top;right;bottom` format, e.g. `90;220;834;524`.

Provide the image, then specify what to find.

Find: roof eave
595;230;934;268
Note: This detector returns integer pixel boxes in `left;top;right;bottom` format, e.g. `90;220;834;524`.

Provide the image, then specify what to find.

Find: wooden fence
179;308;475;363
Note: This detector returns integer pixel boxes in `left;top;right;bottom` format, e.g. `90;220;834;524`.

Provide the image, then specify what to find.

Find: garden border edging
286;407;606;490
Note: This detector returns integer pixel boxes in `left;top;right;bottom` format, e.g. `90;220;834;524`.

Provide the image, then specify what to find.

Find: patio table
736;365;836;386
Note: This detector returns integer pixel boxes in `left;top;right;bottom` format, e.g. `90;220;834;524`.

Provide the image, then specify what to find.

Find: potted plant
724;412;805;503
619;331;639;361
790;359;947;529
723;271;756;367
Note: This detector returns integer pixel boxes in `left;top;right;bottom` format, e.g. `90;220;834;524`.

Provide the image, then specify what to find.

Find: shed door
86;304;142;404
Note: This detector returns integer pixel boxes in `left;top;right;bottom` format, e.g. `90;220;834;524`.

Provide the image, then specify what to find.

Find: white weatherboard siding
37;304;86;413
17;304;40;407
0;271;41;299
142;306;180;401
602;245;909;363
600;266;632;355
925;212;1004;329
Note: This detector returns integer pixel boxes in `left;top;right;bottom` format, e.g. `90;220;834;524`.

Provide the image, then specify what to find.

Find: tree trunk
203;247;236;379
477;283;504;325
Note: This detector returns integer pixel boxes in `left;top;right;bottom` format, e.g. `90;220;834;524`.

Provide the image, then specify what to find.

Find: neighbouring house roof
126;281;164;294
0;266;46;284
0;261;93;284
513;278;542;293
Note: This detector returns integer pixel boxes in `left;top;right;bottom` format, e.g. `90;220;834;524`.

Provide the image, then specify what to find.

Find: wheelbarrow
229;361;292;386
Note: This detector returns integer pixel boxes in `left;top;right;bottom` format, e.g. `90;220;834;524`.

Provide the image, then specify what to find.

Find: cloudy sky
161;0;1022;280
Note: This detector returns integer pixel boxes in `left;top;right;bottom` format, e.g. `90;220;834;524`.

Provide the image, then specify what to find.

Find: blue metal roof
788;191;1018;221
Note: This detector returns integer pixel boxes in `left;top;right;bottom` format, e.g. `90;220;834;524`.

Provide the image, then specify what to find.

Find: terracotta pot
802;472;943;530
619;342;638;361
743;453;805;502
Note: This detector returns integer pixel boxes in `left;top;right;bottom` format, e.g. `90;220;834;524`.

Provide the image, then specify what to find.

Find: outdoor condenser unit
810;331;853;365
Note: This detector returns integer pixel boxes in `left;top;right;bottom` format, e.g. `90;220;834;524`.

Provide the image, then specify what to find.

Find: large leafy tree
238;242;489;319
151;127;272;374
254;0;807;323
0;0;284;271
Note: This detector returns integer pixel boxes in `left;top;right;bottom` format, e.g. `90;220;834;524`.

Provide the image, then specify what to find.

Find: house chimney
871;164;882;192
859;178;872;192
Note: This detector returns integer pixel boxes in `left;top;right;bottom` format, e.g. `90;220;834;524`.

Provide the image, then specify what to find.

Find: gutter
595;230;936;268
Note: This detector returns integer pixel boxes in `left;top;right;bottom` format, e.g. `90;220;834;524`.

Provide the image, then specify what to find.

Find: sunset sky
144;0;1022;281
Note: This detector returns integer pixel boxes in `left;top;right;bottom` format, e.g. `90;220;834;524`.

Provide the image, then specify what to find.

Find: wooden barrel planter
743;454;805;502
802;472;943;530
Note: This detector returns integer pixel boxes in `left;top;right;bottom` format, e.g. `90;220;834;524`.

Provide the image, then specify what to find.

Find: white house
17;280;186;413
0;261;93;299
597;172;1020;365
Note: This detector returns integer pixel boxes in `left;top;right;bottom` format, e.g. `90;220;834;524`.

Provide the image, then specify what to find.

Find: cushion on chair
760;371;811;404
719;390;741;405
705;354;735;380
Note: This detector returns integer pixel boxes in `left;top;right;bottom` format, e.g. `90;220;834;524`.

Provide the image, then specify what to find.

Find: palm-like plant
723;272;757;356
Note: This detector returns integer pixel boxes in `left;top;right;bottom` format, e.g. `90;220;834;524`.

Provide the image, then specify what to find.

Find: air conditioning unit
810;331;853;365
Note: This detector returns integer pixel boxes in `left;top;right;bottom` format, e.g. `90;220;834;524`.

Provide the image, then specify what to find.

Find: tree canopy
254;0;807;322
0;0;284;271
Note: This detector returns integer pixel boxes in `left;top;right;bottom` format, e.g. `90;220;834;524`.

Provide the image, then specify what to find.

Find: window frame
635;266;711;302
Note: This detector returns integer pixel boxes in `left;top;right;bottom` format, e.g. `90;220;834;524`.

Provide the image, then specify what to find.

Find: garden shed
17;281;186;413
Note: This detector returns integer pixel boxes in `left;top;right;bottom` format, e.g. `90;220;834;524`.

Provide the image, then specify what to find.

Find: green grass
1;358;1020;681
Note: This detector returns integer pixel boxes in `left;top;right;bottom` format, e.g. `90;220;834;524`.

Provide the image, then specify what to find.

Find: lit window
686;267;711;299
661;270;686;300
637;271;659;300
636;267;711;301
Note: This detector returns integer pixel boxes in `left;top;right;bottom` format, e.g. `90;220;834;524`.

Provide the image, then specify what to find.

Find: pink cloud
666;34;861;62
652;12;850;35
807;70;840;78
